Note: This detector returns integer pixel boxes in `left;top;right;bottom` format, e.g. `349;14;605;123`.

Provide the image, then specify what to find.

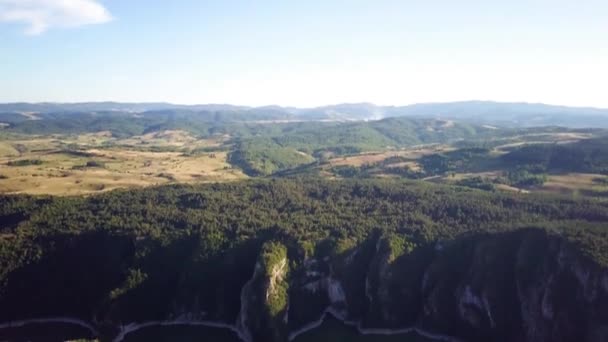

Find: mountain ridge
3;101;608;129
2;100;607;114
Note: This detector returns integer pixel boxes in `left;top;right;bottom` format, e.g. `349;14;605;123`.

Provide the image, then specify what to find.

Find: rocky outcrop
2;229;607;342
237;242;289;342
413;229;608;342
285;229;608;342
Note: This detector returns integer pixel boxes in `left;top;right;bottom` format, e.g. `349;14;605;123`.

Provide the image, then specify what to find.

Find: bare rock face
511;232;608;342
101;229;607;342
6;230;605;342
238;242;289;342
282;229;608;342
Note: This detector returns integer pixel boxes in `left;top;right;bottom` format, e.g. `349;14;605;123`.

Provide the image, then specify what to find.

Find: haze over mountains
2;101;608;128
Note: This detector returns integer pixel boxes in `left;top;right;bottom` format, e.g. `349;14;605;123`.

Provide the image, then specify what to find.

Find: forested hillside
4;106;607;178
500;137;608;174
3;101;608;127
1;179;608;341
228;118;490;175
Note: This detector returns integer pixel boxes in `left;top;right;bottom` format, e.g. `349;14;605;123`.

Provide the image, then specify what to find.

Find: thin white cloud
0;0;112;35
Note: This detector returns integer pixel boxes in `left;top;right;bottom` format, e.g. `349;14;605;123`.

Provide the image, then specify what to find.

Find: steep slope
0;180;607;341
238;242;290;342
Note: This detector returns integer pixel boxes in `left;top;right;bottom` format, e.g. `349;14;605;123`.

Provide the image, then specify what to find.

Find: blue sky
1;0;607;107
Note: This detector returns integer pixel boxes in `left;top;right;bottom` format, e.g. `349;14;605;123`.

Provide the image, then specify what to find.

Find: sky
0;0;607;108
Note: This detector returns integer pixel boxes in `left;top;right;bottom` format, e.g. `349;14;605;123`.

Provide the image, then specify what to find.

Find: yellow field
114;130;220;148
493;132;593;151
327;145;451;168
541;173;608;196
433;171;607;197
384;161;422;172
495;184;530;193
0;142;19;157
444;171;502;181
0;131;245;196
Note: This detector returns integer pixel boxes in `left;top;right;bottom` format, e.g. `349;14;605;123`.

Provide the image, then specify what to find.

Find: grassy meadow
0;131;245;195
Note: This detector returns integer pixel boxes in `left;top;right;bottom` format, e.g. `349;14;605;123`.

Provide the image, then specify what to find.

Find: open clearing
327;145;452;168
493;132;594;151
18;112;42;120
541;173;608;196
0;131;245;195
433;171;607;197
0;142;19;157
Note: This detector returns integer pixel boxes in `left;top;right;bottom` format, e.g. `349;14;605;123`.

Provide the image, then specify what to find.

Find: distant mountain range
0;102;249;114
2;101;608;127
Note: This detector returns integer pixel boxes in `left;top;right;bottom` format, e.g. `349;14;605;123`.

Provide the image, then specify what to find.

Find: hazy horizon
2;1;607;107
1;99;608;111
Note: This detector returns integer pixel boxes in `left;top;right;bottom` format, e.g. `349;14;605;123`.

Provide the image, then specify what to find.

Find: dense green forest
227;118;495;175
1;179;608;325
222;123;608;177
321;138;608;192
500;137;608;174
415;137;608;177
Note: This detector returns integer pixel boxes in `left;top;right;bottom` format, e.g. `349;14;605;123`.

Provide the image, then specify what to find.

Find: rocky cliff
1;229;607;342
246;229;608;342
